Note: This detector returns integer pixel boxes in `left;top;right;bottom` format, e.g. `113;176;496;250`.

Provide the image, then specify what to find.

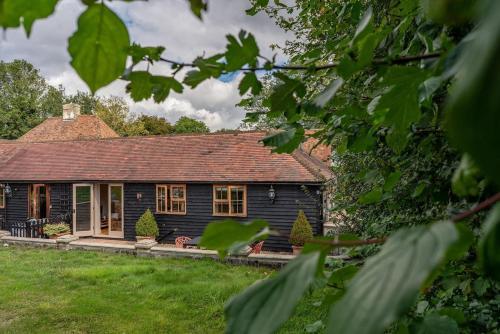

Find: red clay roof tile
0;131;332;183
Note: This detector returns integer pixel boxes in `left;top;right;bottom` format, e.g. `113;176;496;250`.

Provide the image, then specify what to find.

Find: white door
73;184;94;237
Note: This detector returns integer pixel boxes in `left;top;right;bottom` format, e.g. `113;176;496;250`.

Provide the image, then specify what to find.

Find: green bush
135;209;159;237
289;210;313;246
43;223;70;237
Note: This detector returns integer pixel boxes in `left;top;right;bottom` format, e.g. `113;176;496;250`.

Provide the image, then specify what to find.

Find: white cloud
0;0;290;130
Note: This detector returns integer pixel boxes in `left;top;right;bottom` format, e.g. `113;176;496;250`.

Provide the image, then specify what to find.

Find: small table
184;236;201;247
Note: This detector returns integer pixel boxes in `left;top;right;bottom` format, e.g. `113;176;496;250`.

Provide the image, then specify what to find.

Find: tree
0;59;63;139
4;1;500;334
64;91;99;115
94;96;147;137
174;116;210;134
138;115;175;135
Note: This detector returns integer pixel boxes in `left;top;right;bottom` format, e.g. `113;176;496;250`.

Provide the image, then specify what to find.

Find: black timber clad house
0;131;332;251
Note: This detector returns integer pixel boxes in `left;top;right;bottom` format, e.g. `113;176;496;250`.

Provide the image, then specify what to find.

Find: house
0;105;332;251
18;103;119;142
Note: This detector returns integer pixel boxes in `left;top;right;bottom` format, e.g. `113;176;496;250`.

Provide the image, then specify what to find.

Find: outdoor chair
250;241;265;254
175;236;192;248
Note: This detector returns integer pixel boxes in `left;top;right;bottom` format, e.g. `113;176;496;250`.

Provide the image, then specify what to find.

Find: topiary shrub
289;210;313;246
135;209;159;238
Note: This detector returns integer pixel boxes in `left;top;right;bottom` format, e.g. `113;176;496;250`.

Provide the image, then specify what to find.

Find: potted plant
289;210;313;255
135;209;159;241
43;223;71;239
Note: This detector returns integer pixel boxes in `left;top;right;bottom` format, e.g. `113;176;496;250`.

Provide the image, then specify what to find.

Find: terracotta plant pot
136;236;155;242
292;245;303;255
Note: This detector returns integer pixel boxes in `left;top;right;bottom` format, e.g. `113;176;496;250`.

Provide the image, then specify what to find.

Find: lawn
0;247;327;334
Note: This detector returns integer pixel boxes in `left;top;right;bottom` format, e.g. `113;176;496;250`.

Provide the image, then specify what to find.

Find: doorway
72;184;124;238
95;184;124;238
29;184;50;219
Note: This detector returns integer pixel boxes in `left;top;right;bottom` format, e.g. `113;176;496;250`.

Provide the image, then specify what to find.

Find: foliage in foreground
2;0;500;333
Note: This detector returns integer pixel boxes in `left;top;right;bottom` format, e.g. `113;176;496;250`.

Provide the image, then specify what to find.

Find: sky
0;0;291;130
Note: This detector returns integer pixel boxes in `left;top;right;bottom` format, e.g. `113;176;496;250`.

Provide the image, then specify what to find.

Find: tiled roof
0;131;332;183
18;115;119;142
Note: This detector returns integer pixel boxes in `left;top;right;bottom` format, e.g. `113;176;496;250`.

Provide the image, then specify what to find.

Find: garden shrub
135;209;159;237
43;223;70;237
289;210;313;246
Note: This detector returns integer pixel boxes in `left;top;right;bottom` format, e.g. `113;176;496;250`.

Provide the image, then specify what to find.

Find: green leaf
412;181;427;198
351;6;373;46
313;78;344;107
187;0;207;19
68;4;130;93
305;320;323;333
225;30;259;71
0;0;59;36
358;187;383;204
128;43;165;65
383;171;402;192
199;219;269;258
437;308;465;325
183;54;224;89
150;76;183;103
445;223;473;261
473;277;490;296
478;203;500;280
239;72;262;95
415;314;459;334
269;73;306;118
375;66;429;152
261;126;305;153
327;221;459;334
125;72;183;102
328;265;359;288
225;252;321;334
451;154;483;197
445;0;500;186
125;71;153;101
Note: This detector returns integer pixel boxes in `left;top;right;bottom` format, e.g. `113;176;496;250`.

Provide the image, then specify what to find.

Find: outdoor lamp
268;185;276;203
4;184;12;197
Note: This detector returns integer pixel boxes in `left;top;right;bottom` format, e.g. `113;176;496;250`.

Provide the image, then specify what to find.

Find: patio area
0;231;301;267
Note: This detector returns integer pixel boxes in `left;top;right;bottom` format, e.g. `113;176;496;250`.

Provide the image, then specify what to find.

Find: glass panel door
73;184;93;236
109;185;123;237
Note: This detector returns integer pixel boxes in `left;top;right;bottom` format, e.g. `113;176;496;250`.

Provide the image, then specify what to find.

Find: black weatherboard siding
1;183;73;224
1;182;323;252
124;183;323;251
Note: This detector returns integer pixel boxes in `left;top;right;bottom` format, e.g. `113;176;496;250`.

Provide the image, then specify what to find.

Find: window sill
155;212;187;216
212;213;247;218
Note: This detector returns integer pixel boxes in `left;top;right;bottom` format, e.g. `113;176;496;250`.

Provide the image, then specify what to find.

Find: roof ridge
291;148;333;181
12;129;269;145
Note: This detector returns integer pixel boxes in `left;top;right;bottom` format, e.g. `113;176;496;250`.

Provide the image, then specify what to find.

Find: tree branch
158;52;441;72
452;192;500;222
309;192;500;248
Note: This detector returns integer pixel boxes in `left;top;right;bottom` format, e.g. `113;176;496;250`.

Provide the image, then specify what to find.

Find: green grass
0;247;327;334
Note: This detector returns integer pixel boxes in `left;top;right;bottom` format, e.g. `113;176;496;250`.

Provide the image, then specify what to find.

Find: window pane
231;187;245;214
215;186;228;200
172;186;184;199
167;187;171;211
158;187;166;212
172;200;186;213
216;202;229;214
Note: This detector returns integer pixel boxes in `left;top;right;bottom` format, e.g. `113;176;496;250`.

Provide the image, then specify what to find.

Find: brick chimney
63;103;81;121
